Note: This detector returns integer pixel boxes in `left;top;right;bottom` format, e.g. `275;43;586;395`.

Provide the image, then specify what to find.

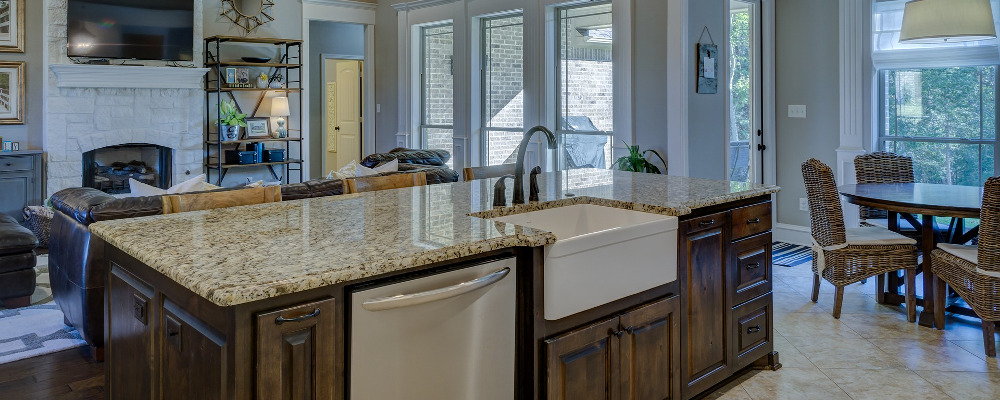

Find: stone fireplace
82;144;173;194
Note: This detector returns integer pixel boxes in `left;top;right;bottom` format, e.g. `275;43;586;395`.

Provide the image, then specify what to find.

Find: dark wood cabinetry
678;199;778;399
256;298;336;400
162;302;228;400
545;296;681;400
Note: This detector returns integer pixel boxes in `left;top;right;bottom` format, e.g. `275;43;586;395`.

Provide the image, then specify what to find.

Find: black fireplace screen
82;144;172;194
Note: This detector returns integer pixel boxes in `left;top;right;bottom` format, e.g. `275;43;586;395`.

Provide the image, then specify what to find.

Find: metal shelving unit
204;36;304;185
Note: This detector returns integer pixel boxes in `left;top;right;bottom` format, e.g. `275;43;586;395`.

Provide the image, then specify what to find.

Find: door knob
335;126;341;131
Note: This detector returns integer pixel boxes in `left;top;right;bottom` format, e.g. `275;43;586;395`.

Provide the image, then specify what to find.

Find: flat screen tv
67;0;195;61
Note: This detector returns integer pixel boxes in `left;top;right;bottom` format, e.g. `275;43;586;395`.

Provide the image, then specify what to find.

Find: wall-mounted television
67;0;195;61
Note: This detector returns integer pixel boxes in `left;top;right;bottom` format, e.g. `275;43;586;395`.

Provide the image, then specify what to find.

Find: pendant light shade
899;0;997;43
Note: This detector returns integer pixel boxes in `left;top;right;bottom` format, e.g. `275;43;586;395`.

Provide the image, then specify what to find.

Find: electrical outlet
799;198;808;211
788;105;807;119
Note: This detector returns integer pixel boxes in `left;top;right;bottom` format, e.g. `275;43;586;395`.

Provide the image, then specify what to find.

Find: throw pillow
129;174;213;197
327;160;358;180
356;159;398;177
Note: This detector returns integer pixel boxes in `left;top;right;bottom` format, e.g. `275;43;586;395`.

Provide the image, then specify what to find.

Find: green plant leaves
613;140;667;174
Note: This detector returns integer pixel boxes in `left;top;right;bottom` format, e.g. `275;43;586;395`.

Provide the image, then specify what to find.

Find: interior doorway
323;58;363;172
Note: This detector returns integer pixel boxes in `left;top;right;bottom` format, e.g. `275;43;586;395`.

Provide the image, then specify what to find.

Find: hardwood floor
0;347;104;399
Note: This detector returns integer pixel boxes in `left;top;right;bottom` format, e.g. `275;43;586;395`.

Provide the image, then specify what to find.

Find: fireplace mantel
50;64;210;89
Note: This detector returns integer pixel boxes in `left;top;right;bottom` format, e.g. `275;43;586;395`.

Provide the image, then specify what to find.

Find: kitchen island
91;169;780;400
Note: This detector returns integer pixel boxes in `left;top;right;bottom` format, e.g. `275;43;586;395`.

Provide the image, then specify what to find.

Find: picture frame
696;43;718;94
0;61;24;124
225;67;237;84
245;117;271;139
0;0;24;53
224;67;254;88
11;141;17;151
2;141;11;152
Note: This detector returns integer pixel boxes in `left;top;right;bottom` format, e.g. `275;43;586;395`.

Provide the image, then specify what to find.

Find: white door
324;59;363;172
728;0;764;183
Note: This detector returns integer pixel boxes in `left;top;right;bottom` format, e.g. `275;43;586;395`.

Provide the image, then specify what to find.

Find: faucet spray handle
493;175;515;208
529;166;542;202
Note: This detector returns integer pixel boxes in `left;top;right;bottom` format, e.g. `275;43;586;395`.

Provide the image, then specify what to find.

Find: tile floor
705;263;1000;400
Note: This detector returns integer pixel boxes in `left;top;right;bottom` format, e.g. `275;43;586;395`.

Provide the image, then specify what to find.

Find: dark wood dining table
840;183;984;329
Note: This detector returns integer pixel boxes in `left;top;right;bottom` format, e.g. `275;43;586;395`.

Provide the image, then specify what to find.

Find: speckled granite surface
90;169;779;306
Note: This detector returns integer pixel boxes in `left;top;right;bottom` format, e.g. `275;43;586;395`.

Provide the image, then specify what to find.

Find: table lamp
900;0;996;44
271;96;290;138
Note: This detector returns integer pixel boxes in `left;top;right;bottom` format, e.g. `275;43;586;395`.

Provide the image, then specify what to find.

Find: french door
728;0;764;183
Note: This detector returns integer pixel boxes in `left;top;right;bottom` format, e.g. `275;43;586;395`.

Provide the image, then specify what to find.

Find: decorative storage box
264;149;285;163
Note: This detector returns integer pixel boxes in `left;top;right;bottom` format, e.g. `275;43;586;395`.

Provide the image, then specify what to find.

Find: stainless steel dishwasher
350;257;516;399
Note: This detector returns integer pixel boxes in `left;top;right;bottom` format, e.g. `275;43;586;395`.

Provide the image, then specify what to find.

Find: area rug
0;255;87;365
773;242;811;267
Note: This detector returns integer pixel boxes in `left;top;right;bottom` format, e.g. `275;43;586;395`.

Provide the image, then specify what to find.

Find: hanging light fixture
899;0;997;43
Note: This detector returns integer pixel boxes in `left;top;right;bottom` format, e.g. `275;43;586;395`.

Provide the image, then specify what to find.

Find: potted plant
218;100;246;141
614;141;667;174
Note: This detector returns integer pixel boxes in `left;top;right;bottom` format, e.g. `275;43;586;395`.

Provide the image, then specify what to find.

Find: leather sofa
48;149;458;359
0;213;38;309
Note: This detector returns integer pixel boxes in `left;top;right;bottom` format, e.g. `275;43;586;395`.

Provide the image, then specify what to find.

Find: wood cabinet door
161;301;227;400
619;296;681;400
107;264;156;400
545;317;623;400
679;213;731;397
256;298;336;400
0;174;28;220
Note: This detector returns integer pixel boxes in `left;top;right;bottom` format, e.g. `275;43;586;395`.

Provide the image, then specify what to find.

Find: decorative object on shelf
1;141;11;151
0;0;24;53
247;142;265;163
696;26;718;94
245;117;270;138
614;141;667;174
271;96;290;138
264;149;285;163
218;100;247;141
11;141;18;151
225;67;253;89
269;72;284;88
0;61;24;124
221;0;275;34
900;0;996;44
242;57;272;64
256;72;269;88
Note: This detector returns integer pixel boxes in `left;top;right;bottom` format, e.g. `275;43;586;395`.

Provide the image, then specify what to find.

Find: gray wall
632;0;672;172
308;21;365;179
774;0;841;226
375;1;401;153
0;0;45;150
686;0;727;180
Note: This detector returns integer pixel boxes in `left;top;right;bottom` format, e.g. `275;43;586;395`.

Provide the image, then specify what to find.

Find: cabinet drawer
0;155;33;172
730;202;771;240
683;212;726;234
733;293;773;369
731;233;772;306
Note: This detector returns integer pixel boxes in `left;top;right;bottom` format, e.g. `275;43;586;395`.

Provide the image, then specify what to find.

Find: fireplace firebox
82;144;172;194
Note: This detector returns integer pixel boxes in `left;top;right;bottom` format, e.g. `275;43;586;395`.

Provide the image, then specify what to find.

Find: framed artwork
225;67;237;84
2;141;11;151
696;43;718;94
245;117;271;139
0;61;24;124
10;141;17;151
0;0;24;53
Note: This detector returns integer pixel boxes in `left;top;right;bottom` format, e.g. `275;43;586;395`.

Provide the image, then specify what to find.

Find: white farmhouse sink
489;204;678;320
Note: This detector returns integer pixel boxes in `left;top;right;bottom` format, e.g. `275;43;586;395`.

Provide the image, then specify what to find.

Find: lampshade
270;96;290;117
900;0;997;44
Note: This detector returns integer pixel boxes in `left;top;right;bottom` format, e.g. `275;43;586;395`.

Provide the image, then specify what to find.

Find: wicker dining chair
802;159;918;320
345;172;427;194
854;152;915;228
931;176;1000;357
162;186;282;214
462;164;517;181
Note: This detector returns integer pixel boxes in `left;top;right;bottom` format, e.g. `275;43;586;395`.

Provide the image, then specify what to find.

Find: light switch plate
788;105;807;119
799;198;808;211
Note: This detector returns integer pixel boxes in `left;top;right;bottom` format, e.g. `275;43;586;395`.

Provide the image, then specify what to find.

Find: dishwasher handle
361;267;511;312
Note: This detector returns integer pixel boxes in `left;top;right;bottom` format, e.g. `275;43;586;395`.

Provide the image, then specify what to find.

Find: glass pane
424;127;454;168
558;3;614;134
563;133;611;169
484;15;524;129
728;0;753;182
883;141;989;186
882;66;995;140
422;24;454;127
485;129;521;166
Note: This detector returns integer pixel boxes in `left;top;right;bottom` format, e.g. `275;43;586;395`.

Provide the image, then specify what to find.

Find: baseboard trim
774;223;811;246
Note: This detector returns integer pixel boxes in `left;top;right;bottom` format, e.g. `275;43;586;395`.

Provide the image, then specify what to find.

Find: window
420;24;455;168
873;0;999;186
481;14;525;166
879;67;997;186
556;2;613;170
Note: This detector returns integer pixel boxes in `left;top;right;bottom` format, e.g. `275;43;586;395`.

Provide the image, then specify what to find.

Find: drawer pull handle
746;325;761;334
4;163;11;167
699;219;716;227
746;262;760;270
275;308;321;325
747;218;761;224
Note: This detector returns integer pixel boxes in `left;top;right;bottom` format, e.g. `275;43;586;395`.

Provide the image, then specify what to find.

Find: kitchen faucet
513;126;558;204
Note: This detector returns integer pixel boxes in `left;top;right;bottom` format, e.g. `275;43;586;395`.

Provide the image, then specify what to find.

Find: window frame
479;12;525;166
875;65;1000;185
554;1;615;169
418;22;456;150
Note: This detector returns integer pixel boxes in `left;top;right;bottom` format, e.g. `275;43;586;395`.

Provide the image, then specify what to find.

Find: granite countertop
90;169;779;306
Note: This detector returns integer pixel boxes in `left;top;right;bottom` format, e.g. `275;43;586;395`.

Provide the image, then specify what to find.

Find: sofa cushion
0;214;38;255
50;187;118;224
398;164;460;184
361;148;451;168
90;195;165;222
0;252;36;274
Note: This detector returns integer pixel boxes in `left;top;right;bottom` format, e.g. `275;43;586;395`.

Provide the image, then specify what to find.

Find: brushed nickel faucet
514;126;558;204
